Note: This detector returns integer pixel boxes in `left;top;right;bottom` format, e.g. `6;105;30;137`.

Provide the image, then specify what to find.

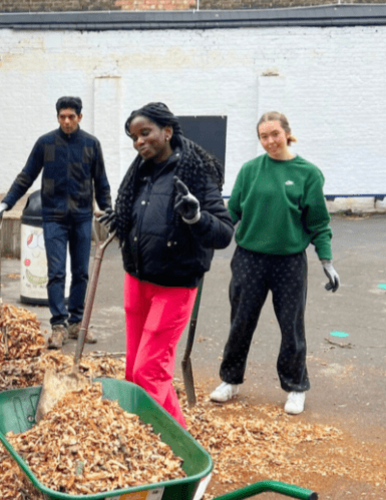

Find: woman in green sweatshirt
210;111;339;415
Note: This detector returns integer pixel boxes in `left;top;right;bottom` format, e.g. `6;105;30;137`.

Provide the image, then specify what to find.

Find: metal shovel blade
35;368;88;423
182;356;196;407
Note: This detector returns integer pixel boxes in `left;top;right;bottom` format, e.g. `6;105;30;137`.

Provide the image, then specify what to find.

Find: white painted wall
1;25;386;206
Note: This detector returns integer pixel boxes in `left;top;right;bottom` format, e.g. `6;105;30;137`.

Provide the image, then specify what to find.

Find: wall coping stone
2;5;386;30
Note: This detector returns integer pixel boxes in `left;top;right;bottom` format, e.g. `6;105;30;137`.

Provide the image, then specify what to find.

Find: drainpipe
197;0;200;10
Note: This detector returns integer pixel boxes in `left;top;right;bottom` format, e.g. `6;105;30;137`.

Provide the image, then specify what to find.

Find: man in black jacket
0;96;111;348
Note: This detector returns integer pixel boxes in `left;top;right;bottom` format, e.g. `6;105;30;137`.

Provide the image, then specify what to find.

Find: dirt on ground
179;382;386;500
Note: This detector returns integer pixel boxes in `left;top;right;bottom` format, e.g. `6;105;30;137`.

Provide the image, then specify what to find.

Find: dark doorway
178;116;227;176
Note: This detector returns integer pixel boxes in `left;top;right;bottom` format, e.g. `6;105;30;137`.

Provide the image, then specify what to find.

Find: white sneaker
210;382;239;402
284;391;306;415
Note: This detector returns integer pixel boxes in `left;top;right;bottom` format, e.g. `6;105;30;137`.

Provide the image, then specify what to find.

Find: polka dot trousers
219;245;310;393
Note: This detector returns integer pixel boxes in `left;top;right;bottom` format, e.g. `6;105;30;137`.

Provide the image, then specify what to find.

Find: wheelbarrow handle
213;480;318;500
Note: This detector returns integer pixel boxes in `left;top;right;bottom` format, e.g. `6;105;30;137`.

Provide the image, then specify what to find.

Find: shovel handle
74;231;116;366
181;279;204;407
182;279;203;363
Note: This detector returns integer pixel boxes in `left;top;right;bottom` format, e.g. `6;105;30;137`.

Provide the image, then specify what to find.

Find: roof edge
2;4;386;30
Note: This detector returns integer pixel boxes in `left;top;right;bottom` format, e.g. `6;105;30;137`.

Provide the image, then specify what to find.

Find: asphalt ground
2;213;386;497
2;212;386;434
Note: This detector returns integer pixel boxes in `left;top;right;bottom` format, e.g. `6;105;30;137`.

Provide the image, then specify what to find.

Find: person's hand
0;202;8;220
173;176;201;224
96;207;117;233
321;259;340;292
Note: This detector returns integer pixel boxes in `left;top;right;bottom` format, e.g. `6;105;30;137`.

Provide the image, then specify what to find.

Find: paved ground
2;213;386;497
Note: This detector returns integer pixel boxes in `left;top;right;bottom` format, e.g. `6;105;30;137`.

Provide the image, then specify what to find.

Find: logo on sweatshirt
285;180;294;186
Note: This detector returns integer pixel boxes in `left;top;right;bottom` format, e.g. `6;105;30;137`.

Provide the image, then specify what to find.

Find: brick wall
1;0;194;12
200;0;386;8
3;0;386;12
201;0;331;8
1;0;119;11
116;0;195;9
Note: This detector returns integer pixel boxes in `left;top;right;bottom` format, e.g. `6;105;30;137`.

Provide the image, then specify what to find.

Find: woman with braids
99;102;234;428
210;111;339;415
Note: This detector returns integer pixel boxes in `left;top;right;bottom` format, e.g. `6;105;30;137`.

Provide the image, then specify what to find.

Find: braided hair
115;102;224;243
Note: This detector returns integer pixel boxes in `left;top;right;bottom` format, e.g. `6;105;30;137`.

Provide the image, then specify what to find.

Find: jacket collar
139;146;181;175
58;126;81;141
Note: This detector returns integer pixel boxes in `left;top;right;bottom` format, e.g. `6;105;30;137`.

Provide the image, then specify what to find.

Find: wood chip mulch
0;303;45;362
7;382;186;496
180;389;386;498
1;303;386;499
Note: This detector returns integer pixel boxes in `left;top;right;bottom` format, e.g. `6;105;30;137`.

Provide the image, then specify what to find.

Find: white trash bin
20;190;70;305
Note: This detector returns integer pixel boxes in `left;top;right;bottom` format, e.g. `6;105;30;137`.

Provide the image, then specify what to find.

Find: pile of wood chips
0;303;45;362
181;392;386;499
7;382;186;496
0;349;126;393
0;302;124;391
1;303;386;500
0;451;44;500
185;394;342;496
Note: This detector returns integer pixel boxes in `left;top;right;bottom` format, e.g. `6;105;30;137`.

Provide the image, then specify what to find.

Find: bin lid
21;190;42;227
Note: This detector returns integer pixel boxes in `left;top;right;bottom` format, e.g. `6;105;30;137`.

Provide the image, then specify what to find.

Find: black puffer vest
121;151;234;288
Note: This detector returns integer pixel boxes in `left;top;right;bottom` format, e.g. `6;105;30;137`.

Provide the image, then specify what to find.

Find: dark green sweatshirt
228;154;332;260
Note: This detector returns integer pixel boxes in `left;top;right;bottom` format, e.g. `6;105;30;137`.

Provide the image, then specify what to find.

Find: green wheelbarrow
0;378;317;500
213;481;317;500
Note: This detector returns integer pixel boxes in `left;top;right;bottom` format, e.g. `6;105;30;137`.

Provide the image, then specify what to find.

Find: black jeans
219;246;310;392
42;218;92;326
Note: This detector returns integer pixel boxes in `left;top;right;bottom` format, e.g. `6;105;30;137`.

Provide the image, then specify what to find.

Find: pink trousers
123;274;198;428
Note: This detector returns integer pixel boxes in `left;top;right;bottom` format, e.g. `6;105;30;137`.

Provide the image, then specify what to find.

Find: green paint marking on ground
378;284;386;290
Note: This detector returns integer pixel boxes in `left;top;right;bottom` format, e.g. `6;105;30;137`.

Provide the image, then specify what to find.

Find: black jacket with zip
121;150;234;288
3;127;111;221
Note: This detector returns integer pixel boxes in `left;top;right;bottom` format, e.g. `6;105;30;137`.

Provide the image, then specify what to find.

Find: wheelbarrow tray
0;377;213;500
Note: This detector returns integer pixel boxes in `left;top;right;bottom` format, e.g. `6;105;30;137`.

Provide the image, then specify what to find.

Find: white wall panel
94;76;122;200
1;26;386;200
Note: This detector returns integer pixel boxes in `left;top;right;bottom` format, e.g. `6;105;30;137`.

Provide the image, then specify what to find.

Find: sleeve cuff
182;210;201;225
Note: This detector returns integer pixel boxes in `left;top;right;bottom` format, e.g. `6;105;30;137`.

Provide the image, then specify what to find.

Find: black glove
96;207;117;233
321;259;340;293
173;176;201;224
